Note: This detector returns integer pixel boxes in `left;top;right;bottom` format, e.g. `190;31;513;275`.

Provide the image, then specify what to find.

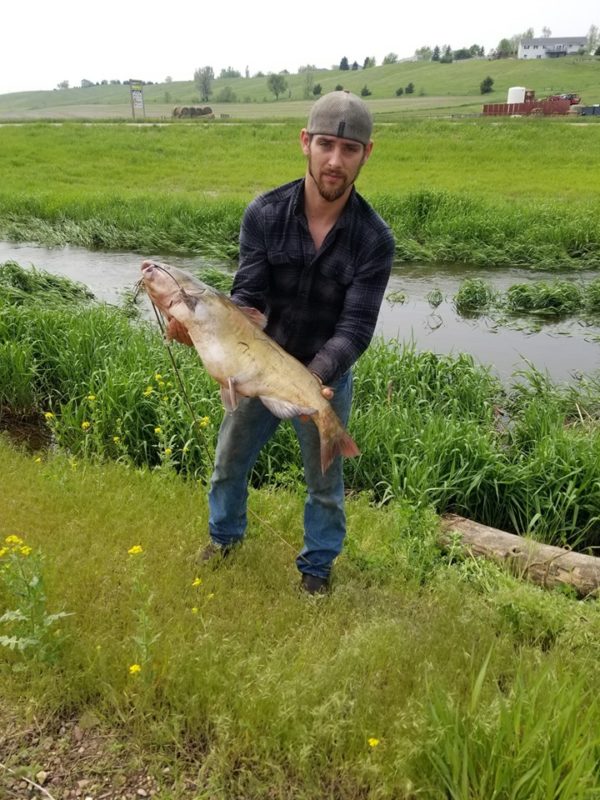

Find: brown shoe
300;573;329;595
195;541;236;565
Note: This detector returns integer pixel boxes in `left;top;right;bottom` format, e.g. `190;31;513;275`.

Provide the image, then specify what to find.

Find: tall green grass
2;262;600;550
1;121;600;267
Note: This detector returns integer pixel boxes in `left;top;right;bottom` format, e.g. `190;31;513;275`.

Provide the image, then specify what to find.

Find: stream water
2;240;599;384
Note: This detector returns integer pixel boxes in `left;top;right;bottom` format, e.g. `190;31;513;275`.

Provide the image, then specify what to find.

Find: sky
1;0;597;96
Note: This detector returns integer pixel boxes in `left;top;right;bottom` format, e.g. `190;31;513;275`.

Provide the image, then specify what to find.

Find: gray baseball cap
307;91;373;146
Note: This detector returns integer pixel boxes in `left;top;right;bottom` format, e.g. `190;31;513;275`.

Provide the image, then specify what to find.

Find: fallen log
439;514;600;599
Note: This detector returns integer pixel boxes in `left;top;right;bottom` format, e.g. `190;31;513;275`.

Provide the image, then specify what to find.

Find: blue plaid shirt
231;179;395;384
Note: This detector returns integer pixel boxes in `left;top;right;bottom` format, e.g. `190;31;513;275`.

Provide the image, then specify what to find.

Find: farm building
517;37;586;59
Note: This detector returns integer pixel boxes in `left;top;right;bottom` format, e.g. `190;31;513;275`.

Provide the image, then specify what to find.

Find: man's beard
308;157;361;203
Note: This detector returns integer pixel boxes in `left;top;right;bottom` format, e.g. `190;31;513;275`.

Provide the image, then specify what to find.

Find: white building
518;37;587;59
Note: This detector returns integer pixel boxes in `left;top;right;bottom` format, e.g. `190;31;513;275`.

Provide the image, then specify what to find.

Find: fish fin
320;430;360;475
240;307;268;330
259;396;316;420
313;408;361;474
220;378;241;412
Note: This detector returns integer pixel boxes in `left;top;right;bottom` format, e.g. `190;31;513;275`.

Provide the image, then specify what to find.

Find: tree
363;56;376;69
541;26;552;38
80;79;94;88
56;80;69;90
267;73;287;100
335;84;344;91
339;56;349;70
432;45;440;61
220;67;241;79
360;85;372;96
164;75;173;83
303;69;315;99
454;48;472;60
216;86;237;102
405;82;415;94
395;87;404;96
495;38;513;58
480;76;494;94
351;61;359;70
415;46;433;60
440;45;453;63
312;84;322;97
194;66;214;101
383;52;398;64
586;24;600;54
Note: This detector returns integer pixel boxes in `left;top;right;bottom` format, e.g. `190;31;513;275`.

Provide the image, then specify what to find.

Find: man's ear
300;128;311;155
362;140;374;165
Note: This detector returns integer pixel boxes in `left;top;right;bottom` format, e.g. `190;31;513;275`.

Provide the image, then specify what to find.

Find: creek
2;240;599;384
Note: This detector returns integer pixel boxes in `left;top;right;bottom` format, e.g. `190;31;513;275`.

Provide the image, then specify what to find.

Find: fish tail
315;408;360;475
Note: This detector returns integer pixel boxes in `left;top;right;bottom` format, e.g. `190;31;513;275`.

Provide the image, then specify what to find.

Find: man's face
301;131;373;203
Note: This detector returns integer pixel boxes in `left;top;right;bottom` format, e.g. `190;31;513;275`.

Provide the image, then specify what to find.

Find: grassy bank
1;121;600;267
2;437;600;798
2;261;600;550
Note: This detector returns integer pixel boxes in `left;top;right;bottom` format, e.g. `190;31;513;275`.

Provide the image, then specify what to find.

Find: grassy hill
1;56;599;120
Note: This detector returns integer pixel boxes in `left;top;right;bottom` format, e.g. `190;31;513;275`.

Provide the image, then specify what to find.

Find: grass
1;55;599;117
2;262;600;551
2;436;600;798
1;121;600;268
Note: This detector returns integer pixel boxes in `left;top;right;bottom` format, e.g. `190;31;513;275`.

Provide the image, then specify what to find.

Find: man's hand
165;317;193;347
312;372;334;401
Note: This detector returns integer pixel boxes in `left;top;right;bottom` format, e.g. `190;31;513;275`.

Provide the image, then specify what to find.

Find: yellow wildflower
0;547;7;558
154;373;162;381
199;416;210;428
154;426;162;434
368;738;380;748
129;663;142;675
44;411;55;420
207;592;215;600
128;545;143;556
34;456;42;464
143;386;154;396
87;394;96;401
5;535;23;546
158;381;166;390
164;447;172;456
81;421;91;430
113;435;121;444
19;545;32;556
191;607;199;614
192;577;202;587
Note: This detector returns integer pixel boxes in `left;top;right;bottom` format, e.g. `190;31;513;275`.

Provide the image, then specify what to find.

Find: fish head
141;260;214;326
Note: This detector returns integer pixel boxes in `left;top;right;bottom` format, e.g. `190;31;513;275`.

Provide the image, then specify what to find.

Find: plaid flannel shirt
231;178;395;385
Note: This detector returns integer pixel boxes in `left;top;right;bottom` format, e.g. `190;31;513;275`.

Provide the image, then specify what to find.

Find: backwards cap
307;91;372;146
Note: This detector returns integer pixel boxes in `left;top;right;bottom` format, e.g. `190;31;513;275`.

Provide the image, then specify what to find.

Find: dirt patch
0;412;51;452
0;710;184;799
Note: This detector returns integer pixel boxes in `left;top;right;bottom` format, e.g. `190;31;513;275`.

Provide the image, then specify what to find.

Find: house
518;37;587;59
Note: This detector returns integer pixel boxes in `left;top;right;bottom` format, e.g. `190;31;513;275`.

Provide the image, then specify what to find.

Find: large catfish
140;261;359;474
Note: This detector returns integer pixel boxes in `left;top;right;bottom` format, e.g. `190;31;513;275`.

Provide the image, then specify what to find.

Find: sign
129;79;145;118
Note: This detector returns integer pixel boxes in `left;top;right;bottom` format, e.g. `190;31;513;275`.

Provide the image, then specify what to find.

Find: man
196;91;395;593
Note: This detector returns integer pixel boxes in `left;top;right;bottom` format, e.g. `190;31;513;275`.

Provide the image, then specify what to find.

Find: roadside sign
129;79;145;119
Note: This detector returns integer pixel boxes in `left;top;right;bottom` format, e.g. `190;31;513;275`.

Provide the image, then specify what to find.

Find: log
439;514;600;598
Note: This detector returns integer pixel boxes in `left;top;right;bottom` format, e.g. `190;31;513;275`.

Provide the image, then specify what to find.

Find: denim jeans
208;371;353;579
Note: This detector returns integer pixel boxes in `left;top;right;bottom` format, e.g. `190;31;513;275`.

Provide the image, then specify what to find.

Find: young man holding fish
171;91;395;594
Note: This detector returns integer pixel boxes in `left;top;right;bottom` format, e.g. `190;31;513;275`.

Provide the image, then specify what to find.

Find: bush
480;76;494;94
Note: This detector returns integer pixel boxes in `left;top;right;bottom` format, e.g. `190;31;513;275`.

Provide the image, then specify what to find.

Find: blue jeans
208;371;353;579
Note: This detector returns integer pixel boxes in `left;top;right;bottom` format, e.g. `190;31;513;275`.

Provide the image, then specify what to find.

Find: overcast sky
1;0;597;96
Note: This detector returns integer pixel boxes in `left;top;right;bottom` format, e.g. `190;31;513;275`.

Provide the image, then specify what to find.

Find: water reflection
1;241;599;383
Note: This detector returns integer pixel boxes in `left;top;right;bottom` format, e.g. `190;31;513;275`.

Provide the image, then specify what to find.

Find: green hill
1;56;599;120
